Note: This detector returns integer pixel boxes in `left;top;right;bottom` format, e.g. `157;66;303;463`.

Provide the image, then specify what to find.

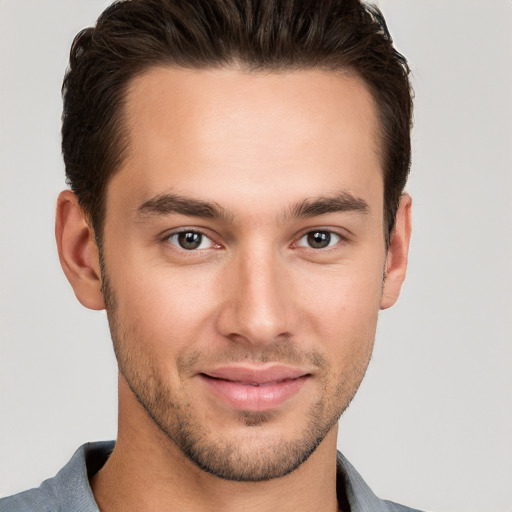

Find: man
1;0;418;511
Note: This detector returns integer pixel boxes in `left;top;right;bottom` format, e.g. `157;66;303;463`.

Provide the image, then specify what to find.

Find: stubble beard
101;274;373;482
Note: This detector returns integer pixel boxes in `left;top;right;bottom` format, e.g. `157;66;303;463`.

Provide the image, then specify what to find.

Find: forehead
110;66;382;216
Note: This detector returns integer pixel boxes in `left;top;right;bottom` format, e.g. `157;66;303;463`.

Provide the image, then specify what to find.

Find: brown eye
167;231;213;250
178;232;202;249
297;230;341;249
307;231;331;248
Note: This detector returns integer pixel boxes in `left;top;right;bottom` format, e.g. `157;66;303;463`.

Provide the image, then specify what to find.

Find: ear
380;194;412;310
55;190;105;310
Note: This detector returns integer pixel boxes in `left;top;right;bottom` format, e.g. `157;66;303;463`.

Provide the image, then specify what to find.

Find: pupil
308;231;330;249
178;232;201;250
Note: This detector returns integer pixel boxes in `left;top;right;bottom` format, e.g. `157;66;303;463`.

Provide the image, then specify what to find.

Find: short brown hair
62;0;413;244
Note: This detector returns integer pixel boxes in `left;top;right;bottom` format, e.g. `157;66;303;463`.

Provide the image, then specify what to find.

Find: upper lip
200;365;311;385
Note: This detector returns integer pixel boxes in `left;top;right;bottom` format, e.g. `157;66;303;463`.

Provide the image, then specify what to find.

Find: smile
210;378;293;387
198;365;311;412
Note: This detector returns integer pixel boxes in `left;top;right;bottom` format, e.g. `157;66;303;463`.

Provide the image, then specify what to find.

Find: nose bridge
217;241;293;344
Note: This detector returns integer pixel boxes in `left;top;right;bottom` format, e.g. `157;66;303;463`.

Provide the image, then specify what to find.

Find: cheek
110;261;220;352
296;263;382;367
298;261;383;327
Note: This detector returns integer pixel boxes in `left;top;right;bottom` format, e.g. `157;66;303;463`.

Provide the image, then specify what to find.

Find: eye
165;231;216;250
296;230;341;249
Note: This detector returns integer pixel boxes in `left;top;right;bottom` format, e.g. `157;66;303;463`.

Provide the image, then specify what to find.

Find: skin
56;67;412;512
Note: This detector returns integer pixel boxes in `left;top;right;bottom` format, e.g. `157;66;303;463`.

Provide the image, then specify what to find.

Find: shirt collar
336;451;394;512
56;442;393;512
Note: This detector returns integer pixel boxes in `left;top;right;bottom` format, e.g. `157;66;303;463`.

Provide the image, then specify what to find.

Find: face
100;67;393;481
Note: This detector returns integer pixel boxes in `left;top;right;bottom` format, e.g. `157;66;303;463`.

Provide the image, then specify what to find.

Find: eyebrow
137;193;234;222
136;190;369;223
286;191;369;220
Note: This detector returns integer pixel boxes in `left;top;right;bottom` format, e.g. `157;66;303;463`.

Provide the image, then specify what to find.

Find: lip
198;365;311;412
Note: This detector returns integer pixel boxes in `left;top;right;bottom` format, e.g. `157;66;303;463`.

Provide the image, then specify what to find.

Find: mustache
176;344;327;374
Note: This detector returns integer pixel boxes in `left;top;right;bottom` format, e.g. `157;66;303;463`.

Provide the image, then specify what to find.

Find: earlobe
55;190;105;310
380;194;412;310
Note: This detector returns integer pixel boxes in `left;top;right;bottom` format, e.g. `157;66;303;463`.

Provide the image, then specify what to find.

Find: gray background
1;1;511;511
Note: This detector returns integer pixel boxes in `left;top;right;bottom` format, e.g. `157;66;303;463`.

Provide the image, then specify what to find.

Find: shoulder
0;441;114;512
336;451;427;512
0;472;64;512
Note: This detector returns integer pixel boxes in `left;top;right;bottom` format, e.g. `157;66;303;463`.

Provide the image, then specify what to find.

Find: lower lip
199;374;310;412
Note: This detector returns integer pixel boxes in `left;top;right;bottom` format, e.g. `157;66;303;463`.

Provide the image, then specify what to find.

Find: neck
91;379;341;512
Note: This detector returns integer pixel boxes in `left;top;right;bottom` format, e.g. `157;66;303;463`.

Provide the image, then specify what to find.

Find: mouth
198;365;311;412
203;376;301;387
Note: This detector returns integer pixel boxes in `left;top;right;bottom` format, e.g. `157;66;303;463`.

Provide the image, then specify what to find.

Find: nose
215;246;296;346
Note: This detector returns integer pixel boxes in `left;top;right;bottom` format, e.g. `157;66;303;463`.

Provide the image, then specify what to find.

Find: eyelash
294;230;343;250
163;230;219;252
